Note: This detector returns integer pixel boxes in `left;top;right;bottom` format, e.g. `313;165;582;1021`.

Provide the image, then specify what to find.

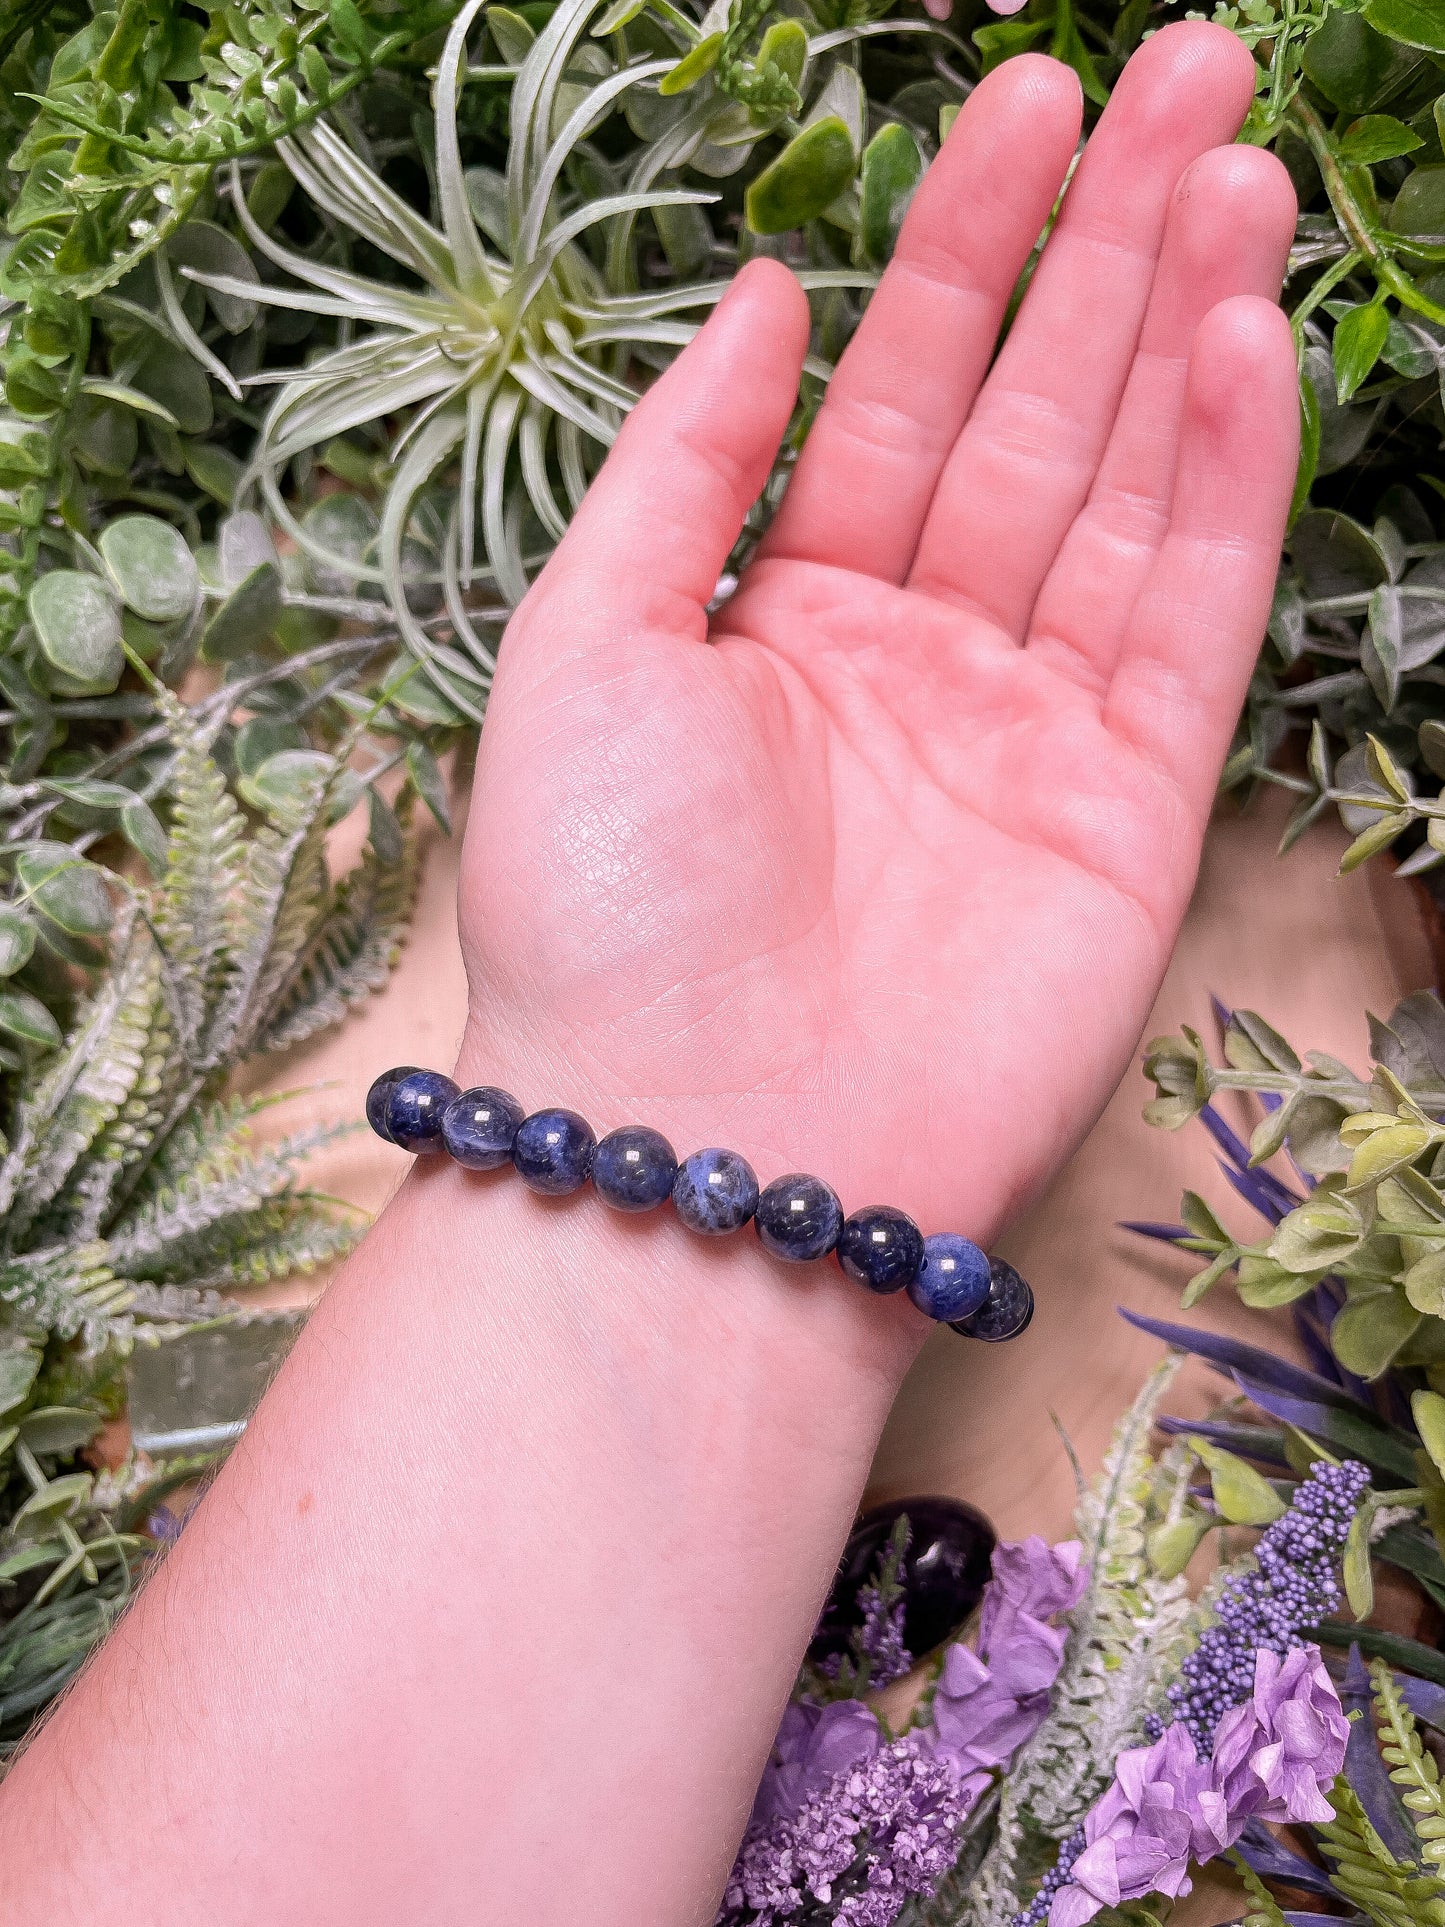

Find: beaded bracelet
366;1066;1033;1343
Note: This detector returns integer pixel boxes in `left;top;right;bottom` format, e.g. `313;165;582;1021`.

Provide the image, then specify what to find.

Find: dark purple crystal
808;1496;996;1669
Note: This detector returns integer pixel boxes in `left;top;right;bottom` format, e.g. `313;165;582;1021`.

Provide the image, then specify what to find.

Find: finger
1026;141;1296;693
519;257;810;647
907;21;1258;632
1105;295;1298;818
757;54;1083;584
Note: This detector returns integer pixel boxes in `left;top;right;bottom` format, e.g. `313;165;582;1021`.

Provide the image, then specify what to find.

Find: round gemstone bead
366;1065;422;1145
593;1125;678;1212
808;1497;996;1670
672;1148;759;1235
836;1206;924;1295
755;1173;843;1263
512;1108;596;1195
384;1070;459;1154
949;1257;1034;1342
442;1086;525;1170
910;1233;991;1322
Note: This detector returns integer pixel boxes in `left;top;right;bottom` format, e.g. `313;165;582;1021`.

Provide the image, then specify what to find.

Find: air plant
189;0;924;718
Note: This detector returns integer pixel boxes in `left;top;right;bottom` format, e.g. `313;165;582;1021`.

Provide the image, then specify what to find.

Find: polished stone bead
384;1070;459;1153
442;1086;525;1170
808;1496;996;1669
755;1173;843;1262
512;1108;596;1194
910;1233;991;1322
836;1206;924;1295
672;1148;759;1235
949;1257;1034;1342
593;1125;678;1212
366;1065;422;1144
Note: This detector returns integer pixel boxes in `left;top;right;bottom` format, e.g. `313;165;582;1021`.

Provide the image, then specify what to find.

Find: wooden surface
252;779;1429;1926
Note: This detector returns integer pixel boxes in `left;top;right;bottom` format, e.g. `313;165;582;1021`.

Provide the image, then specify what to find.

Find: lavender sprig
1165;1459;1371;1755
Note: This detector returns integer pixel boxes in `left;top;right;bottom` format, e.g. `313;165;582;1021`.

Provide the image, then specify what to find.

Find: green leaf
1339;113;1425;162
201;562;283;661
0;988;61;1049
120;797;169;873
238;750;334;822
1345;1500;1375;1619
1332;1288;1423;1379
1415;1390;1445;1481
1364;0;1445;53
859;123;923;269
1347;1121;1432;1191
406;741;451;833
593;0;646;30
15;844;114;937
0;909;36;979
1147;1515;1210;1580
973;11;1052;73
99;516;199;623
0;1346;40;1418
659;30;723;94
1406;1248;1445;1315
745;118;857;235
1292;370;1321;526
1334;300;1391;403
1188;1435;1288;1525
1340;810;1408;872
28;571;124;693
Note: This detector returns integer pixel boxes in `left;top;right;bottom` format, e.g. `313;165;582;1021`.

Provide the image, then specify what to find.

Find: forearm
0;1154;924;1925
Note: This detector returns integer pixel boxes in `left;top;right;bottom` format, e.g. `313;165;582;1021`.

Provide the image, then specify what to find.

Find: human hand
457;22;1298;1259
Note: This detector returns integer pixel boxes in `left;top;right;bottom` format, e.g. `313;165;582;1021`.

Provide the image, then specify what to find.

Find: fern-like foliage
1371;1660;1445;1878
1317;1777;1445;1927
0;694;413;1349
932;1361;1193;1927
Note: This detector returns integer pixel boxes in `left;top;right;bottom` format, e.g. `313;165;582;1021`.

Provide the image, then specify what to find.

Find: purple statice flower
1043;1649;1349;1927
750;1700;882;1827
720;1735;971;1927
930;1537;1085;1784
1209;1645;1348;1828
1165;1459;1370;1756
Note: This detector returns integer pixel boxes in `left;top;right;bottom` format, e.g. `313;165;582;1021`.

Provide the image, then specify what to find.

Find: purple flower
930;1538;1084;1780
1047;1725;1227;1927
1209;1645;1348;1829
750;1699;882;1826
721;1736;971;1927
1044;1648;1348;1927
1166;1460;1369;1755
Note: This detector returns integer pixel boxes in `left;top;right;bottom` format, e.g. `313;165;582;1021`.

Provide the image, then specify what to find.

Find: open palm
457;23;1298;1255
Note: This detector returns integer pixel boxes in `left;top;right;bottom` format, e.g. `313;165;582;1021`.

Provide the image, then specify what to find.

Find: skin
0;25;1298;1926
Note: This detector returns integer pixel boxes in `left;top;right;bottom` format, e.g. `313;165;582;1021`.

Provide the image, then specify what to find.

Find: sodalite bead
366;1065;421;1145
910;1233;991;1322
950;1257;1034;1342
755;1173;843;1262
442;1086;524;1170
593;1125;677;1212
384;1070;459;1153
837;1206;924;1295
672;1148;759;1235
513;1108;596;1195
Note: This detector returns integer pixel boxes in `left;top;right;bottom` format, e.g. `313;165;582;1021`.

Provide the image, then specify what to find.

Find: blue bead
837;1206;924;1295
755;1173;843;1263
672;1148;759;1235
366;1066;422;1144
385;1070;459;1153
593;1125;677;1212
949;1257;1034;1342
910;1233;991;1322
442;1086;524;1170
513;1108;596;1194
